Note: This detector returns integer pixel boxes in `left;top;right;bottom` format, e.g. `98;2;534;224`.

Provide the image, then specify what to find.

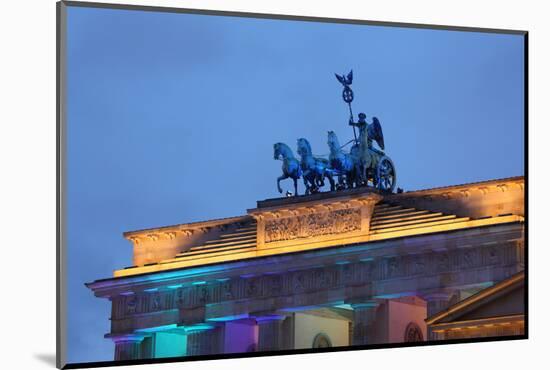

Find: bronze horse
297;138;335;195
273;142;301;196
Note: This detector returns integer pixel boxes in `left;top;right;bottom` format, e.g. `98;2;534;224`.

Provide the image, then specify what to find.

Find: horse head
327;131;340;151
274;142;293;160
273;143;282;160
296;138;312;158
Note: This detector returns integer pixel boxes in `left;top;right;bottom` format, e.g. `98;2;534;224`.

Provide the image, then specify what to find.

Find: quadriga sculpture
273;142;301;196
272;71;397;196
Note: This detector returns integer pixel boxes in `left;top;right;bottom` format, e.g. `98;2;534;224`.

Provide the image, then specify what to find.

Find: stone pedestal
256;315;287;352
186;325;224;356
351;302;380;346
112;334;146;361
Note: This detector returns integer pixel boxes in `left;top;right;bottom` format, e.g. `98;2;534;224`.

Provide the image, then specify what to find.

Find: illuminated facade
86;176;525;361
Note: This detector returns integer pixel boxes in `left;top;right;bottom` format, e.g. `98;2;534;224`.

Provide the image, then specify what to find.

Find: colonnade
111;290;458;361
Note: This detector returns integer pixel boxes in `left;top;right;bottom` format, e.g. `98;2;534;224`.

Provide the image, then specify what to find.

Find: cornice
387;176;524;201
122;215;252;240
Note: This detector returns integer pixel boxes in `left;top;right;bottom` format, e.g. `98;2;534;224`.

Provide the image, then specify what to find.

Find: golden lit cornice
114;213;523;278
388;176;524;200
122;215;252;241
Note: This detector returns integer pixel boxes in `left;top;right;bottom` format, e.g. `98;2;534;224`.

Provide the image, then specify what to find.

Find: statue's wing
346;70;353;84
335;73;345;85
377;127;385;150
369;119;385;150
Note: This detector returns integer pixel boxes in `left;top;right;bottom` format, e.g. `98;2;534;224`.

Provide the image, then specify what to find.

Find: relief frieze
264;208;361;243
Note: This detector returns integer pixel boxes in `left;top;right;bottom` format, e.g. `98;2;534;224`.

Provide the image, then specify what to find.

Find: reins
314;139;357;158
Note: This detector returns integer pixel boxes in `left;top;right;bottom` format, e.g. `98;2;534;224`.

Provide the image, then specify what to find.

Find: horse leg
293;177;298;196
302;170;310;194
347;171;355;189
313;173;322;193
277;174;287;194
316;175;323;187
311;181;319;194
327;173;335;191
308;177;316;194
354;163;364;187
305;170;318;195
316;170;325;188
336;178;342;191
315;175;325;189
355;164;360;186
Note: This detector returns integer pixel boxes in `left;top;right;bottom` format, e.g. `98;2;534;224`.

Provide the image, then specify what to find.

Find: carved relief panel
264;208;362;243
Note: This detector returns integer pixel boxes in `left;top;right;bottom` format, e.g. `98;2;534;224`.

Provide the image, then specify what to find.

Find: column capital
418;290;457;302
186;324;225;356
255;313;290;351
182;323;217;334
350;301;380;310
107;333;147;343
253;314;287;323
346;298;382;310
110;334;146;361
350;300;381;346
419;289;460;321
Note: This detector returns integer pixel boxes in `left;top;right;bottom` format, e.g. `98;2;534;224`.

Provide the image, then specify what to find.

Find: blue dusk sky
66;5;524;364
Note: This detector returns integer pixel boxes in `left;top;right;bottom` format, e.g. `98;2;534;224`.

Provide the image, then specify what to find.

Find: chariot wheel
376;156;396;193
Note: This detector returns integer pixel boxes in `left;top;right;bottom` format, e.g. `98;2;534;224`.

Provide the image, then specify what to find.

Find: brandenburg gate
86;176;524;361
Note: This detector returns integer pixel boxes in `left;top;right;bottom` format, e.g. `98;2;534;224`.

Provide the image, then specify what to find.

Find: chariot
325;128;396;194
360;146;397;193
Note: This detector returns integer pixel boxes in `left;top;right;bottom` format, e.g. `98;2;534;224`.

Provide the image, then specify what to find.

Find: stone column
140;336;154;359
186;325;225;356
112;334;146;361
351;301;380;346
423;291;457;318
256;315;287;352
422;291;458;340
